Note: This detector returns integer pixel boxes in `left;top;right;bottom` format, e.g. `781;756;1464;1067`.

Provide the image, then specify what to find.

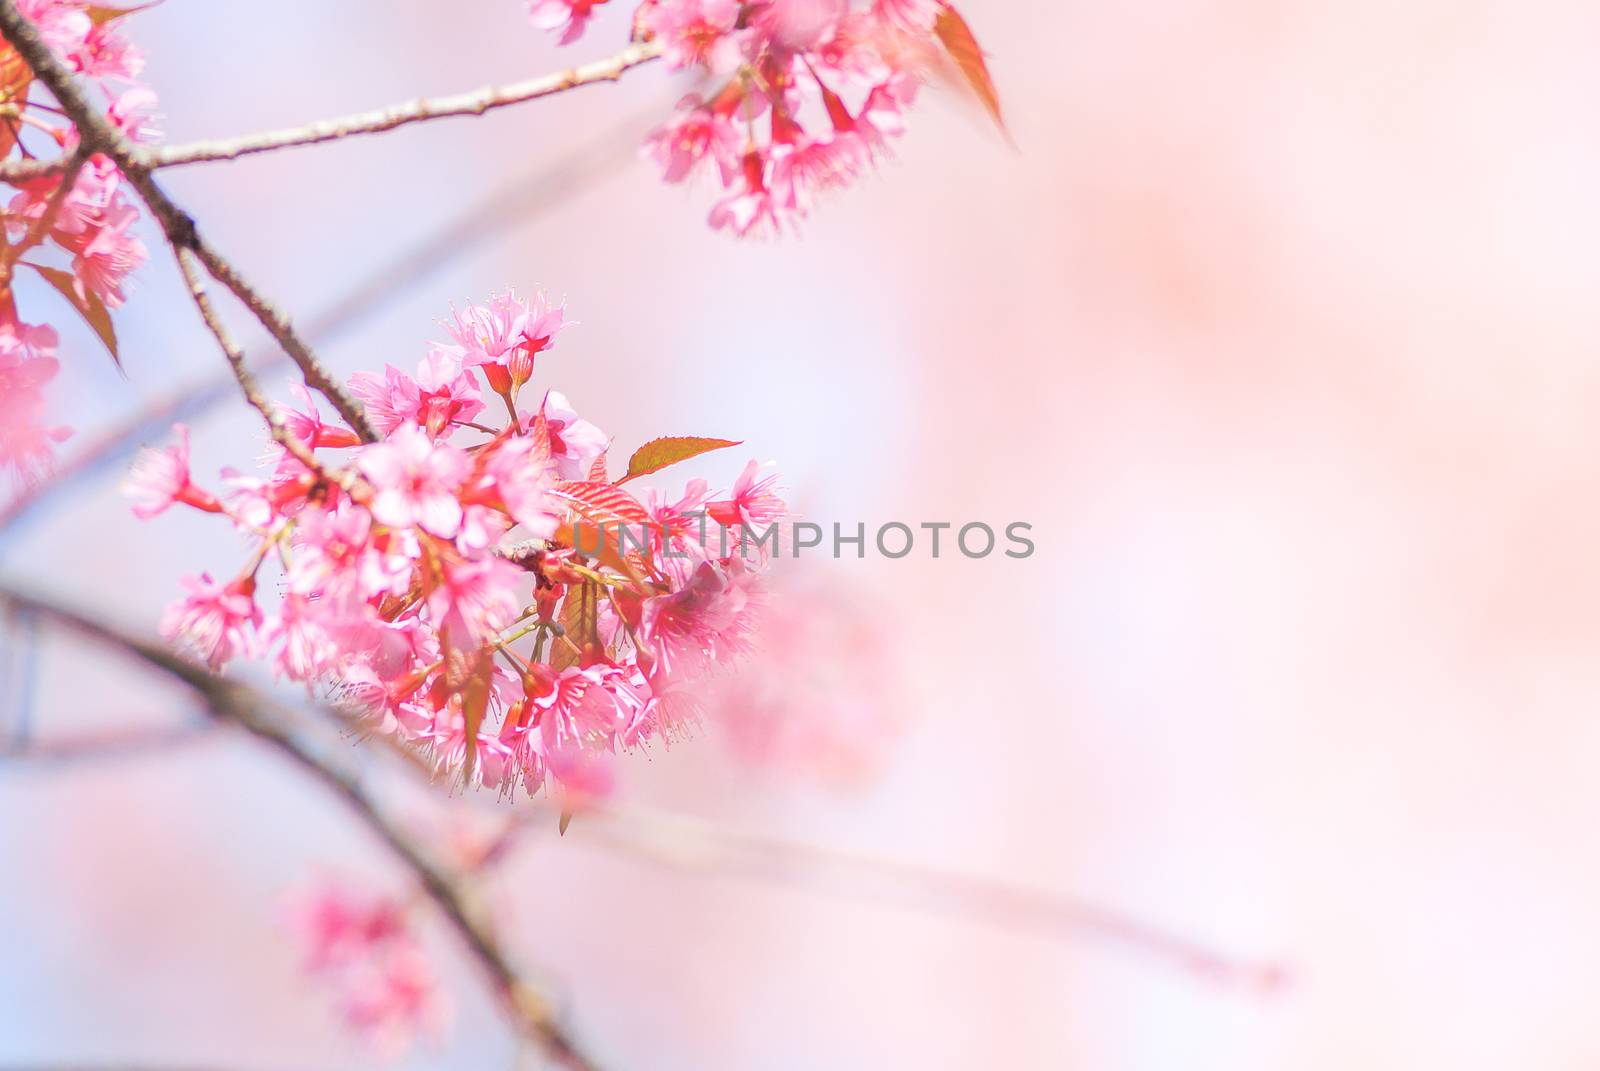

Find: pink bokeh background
6;0;1600;1066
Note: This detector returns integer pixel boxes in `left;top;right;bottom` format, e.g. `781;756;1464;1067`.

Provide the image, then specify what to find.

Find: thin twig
0;105;656;539
0;721;216;764
0;0;377;441
0;582;605;1071
0;145;84;278
0;41;661;183
169;246;346;483
509;805;1290;992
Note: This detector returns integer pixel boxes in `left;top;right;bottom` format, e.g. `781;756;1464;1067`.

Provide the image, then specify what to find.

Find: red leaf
86;3;161;26
553;578;601;672
552;481;650;526
618;436;741;485
587;449;609;483
552;481;650;581
0;46;31;160
26;262;119;367
934;3;1007;138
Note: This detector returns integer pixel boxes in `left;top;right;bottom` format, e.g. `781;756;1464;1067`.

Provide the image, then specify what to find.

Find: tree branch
0;0;378;442
0;41;661;182
510;805;1290;991
0;582;605;1071
0;106;655;539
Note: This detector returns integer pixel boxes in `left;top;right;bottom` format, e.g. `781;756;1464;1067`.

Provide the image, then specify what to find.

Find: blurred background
6;0;1600;1066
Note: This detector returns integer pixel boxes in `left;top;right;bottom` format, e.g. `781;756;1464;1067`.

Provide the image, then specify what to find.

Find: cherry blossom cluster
283;876;451;1055
529;0;982;236
124;290;787;803
0;0;156;483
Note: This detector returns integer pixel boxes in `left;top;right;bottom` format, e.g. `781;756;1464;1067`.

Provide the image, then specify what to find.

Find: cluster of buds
529;0;998;236
125;290;787;802
0;0;157;482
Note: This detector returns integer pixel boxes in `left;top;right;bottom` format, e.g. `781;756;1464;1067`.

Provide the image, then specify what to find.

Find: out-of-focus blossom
283;877;450;1058
0;321;70;485
532;0;997;235
158;572;261;670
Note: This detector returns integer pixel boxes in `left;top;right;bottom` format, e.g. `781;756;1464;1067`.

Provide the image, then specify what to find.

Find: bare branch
145;42;662;169
0;107;654;538
512;805;1291;992
0;0;377;442
0;722;216;764
0;582;605;1071
169;246;348;482
0;41;661;183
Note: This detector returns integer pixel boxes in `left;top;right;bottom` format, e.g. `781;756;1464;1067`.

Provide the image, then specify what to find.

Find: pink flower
260;594;340;682
159;573;261;670
349;352;485;440
276;383;362;450
70;199;146;309
643;96;742;184
709;153;784;238
754;0;847;51
357;425;470;537
338;943;451;1056
426;555;523;648
0;322;69;485
538;391;609;480
122;423;222;519
872;0;941;34
529;0;609;44
855;73;919;158
638;0;743;71
707;459;787;532
284;878;408;972
446;290;570;402
769;132;866;215
283;878;449;1057
107;85;161;142
639;557;762;678
483;433;563;541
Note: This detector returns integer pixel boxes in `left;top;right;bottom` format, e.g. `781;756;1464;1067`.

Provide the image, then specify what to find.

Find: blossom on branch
527;0;1003;236
131;291;788;803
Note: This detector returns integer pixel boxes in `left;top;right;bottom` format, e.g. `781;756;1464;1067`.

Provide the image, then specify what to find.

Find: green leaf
558;809;574;836
26;263;118;367
618;436;741;485
934;3;1008;138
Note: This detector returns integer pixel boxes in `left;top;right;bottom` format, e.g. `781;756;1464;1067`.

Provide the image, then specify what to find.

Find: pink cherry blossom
707;459;786;531
0;322;70;486
140;291;785;810
755;0;847;50
284;877;449;1058
482;433;563;541
357;425;471;537
639;557;762;678
121;423;222;519
349;353;485;440
528;0;608;44
69;199;146;309
538;391;609;480
446;290;570;403
643;95;742;184
159;572;261;670
872;0;940;33
637;0;744;71
426;555;524;648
